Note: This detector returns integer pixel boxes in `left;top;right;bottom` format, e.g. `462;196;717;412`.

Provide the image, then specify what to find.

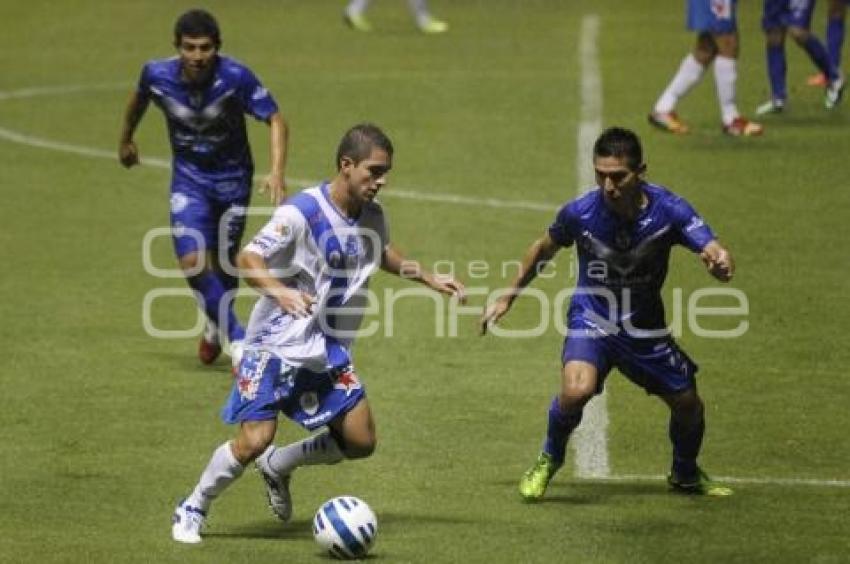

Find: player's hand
119;140;139;168
480;296;512;336
428;275;467;304
274;287;316;318
260;171;286;204
700;242;734;282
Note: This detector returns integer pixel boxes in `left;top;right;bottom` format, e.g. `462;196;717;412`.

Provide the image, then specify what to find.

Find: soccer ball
313;496;378;559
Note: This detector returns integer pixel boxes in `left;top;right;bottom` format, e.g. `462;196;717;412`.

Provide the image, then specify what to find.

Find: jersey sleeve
243;205;305;259
237;66;279;122
547;204;577;247
668;196;716;252
135;63;152;102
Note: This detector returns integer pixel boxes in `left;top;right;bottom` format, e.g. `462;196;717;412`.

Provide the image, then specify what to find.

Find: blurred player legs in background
649;0;764;136
808;0;847;86
344;0;448;33
756;0;845;115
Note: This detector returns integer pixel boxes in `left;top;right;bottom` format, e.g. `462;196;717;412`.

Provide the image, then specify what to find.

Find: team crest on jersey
274;223;291;239
170;192;189;214
333;369;362;397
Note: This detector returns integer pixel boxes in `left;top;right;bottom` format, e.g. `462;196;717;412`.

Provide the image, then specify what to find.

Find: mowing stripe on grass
570;13;610;480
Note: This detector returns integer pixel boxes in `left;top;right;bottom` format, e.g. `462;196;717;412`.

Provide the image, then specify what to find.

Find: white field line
584;474;850;489
570;14;610;480
0;84;559;214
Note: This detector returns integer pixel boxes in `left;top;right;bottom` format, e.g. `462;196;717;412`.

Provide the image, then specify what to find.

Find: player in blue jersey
171;124;466;544
481;127;735;500
118;9;288;367
650;0;764;136
756;0;845;114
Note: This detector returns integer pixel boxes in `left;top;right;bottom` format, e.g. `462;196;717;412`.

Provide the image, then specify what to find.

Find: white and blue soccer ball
313;496;378;559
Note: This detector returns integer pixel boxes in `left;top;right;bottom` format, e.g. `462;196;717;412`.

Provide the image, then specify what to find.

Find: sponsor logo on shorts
300;391;319;416
302;410;333;427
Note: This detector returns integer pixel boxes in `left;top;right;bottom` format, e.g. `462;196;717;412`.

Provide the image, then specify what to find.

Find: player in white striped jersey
172;123;466;543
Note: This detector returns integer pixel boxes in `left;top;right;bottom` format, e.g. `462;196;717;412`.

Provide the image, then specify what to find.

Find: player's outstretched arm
381;243;466;303
260;112;288;204
480;233;560;335
118;91;149;169
237;249;315;318
700;240;735;282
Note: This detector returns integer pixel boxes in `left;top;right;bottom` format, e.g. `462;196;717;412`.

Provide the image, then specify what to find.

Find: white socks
408;0;432;25
713;55;740;125
654;54;706;114
186;442;245;512
346;0;433;23
263;430;345;477
346;0;370;16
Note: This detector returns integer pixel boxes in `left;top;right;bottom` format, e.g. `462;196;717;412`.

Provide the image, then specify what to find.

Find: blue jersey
136;55;279;195
549;184;715;332
762;0;817;31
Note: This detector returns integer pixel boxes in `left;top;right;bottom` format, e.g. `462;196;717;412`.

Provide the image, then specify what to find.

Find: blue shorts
762;0;816;30
170;178;250;259
221;350;366;430
562;318;698;396
688;0;738;33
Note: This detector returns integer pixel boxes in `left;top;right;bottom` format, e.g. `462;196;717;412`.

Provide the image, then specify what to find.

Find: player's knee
670;390;704;422
343;435;377;460
232;428;274;464
788;27;810;45
559;383;594;409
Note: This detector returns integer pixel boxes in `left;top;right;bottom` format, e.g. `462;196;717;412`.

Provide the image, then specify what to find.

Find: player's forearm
381;244;424;282
268;112;288;178
120;92;148;142
504;237;557;303
237;250;289;297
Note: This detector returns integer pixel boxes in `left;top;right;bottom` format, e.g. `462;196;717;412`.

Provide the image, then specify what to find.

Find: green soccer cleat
519;452;560;501
417;16;449;34
667;467;733;497
343;11;373;32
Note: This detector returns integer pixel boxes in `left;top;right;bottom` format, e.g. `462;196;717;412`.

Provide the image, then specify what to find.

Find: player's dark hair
336;123;394;170
593;127;643;171
174;9;221;48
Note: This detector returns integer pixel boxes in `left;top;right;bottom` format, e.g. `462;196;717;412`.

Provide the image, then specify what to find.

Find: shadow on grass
493;478;670;505
204;517;314;541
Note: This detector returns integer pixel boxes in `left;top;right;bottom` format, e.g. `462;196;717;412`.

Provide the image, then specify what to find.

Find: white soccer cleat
255;451;293;522
825;73;845;109
171;499;206;544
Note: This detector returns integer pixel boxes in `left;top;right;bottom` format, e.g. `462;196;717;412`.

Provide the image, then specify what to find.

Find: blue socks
767;44;787;101
190;270;244;342
802;36;838;81
542;396;583;466
827;16;845;69
669;413;704;479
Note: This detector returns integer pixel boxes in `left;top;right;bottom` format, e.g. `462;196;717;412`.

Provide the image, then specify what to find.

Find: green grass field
2;1;849;562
